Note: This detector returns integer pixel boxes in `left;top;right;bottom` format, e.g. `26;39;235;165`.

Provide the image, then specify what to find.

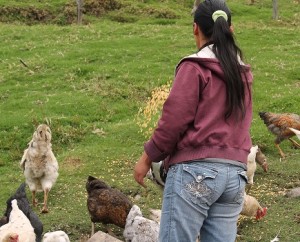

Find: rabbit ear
44;117;52;126
191;0;201;15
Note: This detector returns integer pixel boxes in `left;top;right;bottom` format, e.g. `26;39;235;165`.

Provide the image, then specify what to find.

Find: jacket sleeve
144;61;203;162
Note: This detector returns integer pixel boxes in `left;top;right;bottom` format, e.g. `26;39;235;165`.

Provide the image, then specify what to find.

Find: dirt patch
84;0;121;17
118;4;178;19
62;156;82;170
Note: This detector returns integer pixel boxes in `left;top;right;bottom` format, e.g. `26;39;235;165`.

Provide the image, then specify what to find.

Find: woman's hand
134;151;152;188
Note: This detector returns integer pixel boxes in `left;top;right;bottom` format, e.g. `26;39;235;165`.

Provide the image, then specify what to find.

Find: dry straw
136;81;172;138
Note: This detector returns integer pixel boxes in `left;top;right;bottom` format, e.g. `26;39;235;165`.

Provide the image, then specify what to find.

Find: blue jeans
159;160;247;242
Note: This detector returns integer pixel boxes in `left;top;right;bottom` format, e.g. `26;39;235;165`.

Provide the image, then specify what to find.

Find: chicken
256;147;268;172
246;145;259;193
0;199;36;242
259;112;300;158
149;209;161;224
289;127;300;140
241;193;267;220
123;205;159;242
0;217;7;227
0;183;43;242
2;233;19;242
146;160;166;189
20;124;59;213
42;230;70;242
86;176;133;236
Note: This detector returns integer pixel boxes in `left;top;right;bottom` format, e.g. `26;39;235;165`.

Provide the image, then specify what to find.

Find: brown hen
86;176;133;237
259;112;300;158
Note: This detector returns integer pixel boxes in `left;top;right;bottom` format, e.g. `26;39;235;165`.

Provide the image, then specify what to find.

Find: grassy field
0;0;299;241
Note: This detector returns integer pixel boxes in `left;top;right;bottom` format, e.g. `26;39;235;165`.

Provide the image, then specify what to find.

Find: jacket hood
176;44;252;80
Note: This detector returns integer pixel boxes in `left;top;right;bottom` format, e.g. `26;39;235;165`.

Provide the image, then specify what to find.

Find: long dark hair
194;0;248;120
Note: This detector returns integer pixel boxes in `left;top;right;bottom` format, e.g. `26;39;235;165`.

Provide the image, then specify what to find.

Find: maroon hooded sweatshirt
144;45;253;169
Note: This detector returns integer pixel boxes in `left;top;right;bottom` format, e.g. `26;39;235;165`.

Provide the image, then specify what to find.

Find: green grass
0;0;299;241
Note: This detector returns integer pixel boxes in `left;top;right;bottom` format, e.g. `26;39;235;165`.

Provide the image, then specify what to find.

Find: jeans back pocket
181;164;218;206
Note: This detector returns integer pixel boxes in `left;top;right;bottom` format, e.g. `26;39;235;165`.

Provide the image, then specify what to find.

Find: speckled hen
259;112;300;158
86;176;133;236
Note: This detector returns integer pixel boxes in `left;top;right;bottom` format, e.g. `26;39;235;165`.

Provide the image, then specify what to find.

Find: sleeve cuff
144;139;168;163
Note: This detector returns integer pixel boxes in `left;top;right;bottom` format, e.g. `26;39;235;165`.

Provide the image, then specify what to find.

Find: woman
134;0;253;241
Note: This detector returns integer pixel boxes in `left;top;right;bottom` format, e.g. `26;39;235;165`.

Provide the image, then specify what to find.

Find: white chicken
0;199;36;242
246;145;259;193
241;193;267;220
123;205;159;242
255;147;268;172
149;209;161;224
42;230;70;242
1;232;19;242
20;124;59;213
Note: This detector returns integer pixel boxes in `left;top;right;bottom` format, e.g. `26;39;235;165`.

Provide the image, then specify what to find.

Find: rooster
241;193;267;220
86;176;133;236
259;112;300;158
20;124;59;213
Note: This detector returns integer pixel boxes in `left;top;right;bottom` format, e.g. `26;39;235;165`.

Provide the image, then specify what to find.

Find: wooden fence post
272;0;279;20
76;0;83;24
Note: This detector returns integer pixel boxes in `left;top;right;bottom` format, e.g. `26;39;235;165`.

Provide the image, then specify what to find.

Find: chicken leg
91;222;95;237
288;138;300;149
276;138;300;158
42;188;49;213
32;191;38;207
246;184;253;194
275;143;285;158
105;226;116;237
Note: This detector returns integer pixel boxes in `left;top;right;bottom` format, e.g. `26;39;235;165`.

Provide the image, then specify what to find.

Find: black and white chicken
146;161;167;189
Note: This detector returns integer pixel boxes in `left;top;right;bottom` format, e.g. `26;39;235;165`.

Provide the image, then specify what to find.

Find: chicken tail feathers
20;151;28;171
